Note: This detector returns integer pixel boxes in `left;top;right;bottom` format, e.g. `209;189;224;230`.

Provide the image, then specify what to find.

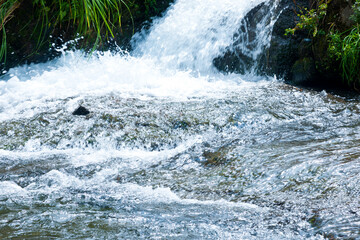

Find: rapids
0;0;360;239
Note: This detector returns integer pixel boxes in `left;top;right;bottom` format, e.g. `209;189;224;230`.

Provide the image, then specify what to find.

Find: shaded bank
0;0;174;73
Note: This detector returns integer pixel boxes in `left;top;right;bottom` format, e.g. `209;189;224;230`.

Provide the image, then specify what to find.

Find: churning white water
1;0;360;239
133;0;267;73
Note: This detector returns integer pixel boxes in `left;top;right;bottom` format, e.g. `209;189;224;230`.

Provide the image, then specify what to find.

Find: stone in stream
72;106;90;116
203;149;230;167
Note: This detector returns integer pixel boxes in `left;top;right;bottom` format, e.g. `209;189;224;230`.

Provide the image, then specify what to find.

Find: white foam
0;181;27;196
0;51;259;121
134;0;267;73
0;0;272;121
105;182;264;211
26;170;83;191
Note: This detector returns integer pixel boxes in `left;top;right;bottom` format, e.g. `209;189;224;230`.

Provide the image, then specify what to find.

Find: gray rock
214;0;313;84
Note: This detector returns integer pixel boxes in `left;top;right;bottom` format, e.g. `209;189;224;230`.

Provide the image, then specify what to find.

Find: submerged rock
202;147;232;167
72;106;90;116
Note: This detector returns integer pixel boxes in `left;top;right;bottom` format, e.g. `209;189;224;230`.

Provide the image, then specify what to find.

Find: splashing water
0;0;360;239
133;0;267;73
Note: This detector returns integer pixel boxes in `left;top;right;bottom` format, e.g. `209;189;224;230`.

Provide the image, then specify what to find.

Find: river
0;0;359;239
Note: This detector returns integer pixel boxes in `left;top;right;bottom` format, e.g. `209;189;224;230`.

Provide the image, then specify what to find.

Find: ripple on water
0;82;359;239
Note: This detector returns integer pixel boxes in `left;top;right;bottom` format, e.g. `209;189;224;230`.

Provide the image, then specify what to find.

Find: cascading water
133;0;266;73
1;0;360;239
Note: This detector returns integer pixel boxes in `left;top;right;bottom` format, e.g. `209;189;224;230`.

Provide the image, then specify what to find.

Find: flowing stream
1;0;360;239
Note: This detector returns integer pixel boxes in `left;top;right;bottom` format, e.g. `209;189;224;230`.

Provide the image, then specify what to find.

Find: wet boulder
72;106;90;116
291;57;317;85
258;0;313;82
214;0;313;84
213;2;271;74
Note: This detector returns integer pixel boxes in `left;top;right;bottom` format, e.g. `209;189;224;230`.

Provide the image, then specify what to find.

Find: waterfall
0;0;279;121
133;0;273;74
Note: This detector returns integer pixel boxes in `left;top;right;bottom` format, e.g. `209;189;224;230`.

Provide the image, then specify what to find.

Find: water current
1;0;360;239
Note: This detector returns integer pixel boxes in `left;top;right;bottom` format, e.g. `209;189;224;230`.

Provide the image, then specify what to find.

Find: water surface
1;0;360;239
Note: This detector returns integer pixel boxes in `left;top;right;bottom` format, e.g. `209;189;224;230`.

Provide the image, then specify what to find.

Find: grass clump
329;25;360;87
341;26;360;84
0;0;20;63
0;0;137;63
328;0;360;87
